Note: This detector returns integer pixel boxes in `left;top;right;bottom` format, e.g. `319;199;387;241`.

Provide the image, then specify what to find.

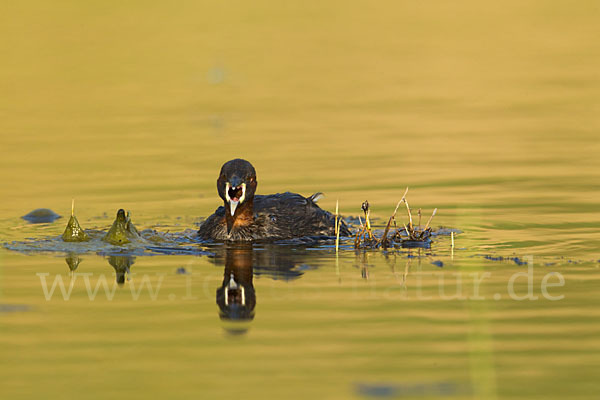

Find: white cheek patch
225;182;231;202
239;183;246;204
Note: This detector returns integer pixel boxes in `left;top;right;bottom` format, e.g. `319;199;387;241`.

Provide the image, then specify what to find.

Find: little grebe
198;159;351;241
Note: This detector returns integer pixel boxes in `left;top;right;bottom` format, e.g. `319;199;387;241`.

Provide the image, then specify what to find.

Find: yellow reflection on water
1;0;599;399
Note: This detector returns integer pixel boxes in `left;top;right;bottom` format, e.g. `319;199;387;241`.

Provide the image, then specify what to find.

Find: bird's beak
224;273;246;306
225;182;246;217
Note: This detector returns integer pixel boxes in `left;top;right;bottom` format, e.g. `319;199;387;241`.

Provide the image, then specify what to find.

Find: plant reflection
107;255;135;286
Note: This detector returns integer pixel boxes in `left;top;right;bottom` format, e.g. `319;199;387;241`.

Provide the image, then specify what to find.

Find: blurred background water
1;1;599;399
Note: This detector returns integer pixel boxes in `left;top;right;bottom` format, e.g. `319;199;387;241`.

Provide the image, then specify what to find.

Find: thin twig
366;209;372;239
400;186;409;202
362;201;373;240
451;231;455;260
335;199;340;253
335;200;339;235
424;208;437;231
355;215;366;248
404;199;413;231
382;217;393;249
382;194;405;248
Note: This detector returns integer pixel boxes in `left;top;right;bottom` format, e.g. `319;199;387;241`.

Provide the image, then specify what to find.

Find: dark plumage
198;159;350;241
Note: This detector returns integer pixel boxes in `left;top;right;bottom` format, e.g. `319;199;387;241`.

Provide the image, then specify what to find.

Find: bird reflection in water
210;242;320;334
216;244;256;322
61;243;324;336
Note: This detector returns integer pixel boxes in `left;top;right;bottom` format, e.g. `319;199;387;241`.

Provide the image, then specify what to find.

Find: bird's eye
249;177;255;183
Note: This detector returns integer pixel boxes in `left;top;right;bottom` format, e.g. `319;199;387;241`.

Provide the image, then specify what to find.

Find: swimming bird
198;159;350;241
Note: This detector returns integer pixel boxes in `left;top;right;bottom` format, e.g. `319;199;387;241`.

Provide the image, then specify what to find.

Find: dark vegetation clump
353;188;437;249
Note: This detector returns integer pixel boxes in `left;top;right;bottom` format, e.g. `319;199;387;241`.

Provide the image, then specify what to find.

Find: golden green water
1;1;599;399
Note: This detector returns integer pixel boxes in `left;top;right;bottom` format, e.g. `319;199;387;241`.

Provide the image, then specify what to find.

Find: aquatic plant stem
335;200;340;280
366;209;372;240
382;196;404;248
355;215;366;248
403;223;410;240
451;231;455;260
334;200;338;234
404;199;413;231
335;199;340;253
361;201;373;241
424;208;438;231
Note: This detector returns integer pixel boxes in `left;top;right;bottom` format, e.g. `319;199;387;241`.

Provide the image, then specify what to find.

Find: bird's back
253;192;349;239
198;192;350;241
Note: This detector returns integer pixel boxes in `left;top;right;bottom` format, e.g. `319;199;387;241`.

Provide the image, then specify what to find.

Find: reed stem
424;208;437;231
335;199;340;253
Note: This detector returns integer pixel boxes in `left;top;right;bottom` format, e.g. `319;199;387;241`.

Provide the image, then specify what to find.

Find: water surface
1;1;599;399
